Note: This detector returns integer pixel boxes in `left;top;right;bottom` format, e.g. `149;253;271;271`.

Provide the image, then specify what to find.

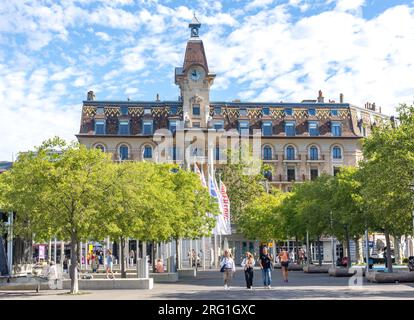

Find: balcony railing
282;155;301;162
262;155;278;161
305;154;325;161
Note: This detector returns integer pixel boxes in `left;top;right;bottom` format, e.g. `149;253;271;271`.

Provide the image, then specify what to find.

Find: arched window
309;146;318;160
286;146;295;160
143;145;152;159
263;146;272;160
95;144;105;152
332;146;342;160
119;145;129;160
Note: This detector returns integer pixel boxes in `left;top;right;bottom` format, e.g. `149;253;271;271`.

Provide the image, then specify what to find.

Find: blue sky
1;0;414;160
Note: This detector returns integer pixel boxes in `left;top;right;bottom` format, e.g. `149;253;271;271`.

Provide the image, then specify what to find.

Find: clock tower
175;15;216;128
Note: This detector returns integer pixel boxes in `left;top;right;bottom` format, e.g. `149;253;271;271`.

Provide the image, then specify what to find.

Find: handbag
220;265;226;272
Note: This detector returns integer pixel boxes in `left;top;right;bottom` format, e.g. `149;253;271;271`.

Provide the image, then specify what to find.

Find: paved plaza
1;268;414;300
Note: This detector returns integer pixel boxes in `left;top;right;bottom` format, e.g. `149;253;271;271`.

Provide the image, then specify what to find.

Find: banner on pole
209;175;231;236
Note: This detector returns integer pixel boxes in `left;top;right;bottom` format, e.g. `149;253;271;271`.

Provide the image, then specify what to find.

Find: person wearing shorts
279;246;289;283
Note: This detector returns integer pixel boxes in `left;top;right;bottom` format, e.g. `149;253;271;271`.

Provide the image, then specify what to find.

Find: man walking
259;247;273;289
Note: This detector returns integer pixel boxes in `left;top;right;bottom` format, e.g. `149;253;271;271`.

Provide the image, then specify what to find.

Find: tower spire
189;13;201;38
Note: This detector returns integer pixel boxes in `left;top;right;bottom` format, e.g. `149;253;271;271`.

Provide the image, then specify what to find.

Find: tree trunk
317;236;322;266
394;235;402;265
345;225;352;268
384;231;393;273
175;238;179;271
120;236;126;278
354;236;362;264
152;241;156;272
69;234;79;294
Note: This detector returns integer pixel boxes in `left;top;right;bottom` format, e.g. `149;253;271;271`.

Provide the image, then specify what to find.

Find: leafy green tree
329;167;366;267
359;104;414;272
169;168;219;269
99;161;178;276
238;191;287;241
0;137;113;293
219;151;265;224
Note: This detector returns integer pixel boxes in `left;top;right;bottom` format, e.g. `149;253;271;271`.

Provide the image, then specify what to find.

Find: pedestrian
129;250;135;266
91;253;99;273
259;247;273;289
62;256;68;273
156;259;164;273
241;252;255;290
220;249;236;290
279;246;289;283
106;249;114;279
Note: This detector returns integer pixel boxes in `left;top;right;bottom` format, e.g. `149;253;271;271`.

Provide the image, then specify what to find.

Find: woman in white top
241;252;255;290
220;249;236;290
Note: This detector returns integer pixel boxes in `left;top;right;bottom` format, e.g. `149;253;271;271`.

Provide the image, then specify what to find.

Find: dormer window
214;120;224;130
285;121;296;136
170;106;178;115
308;121;319;136
192;104;200;116
285;108;293;116
95;120;105;135
331;109;338;116
119;120;129;135
331;122;342;136
262;107;270;116
239;120;249;134
143;120;153;135
120;106;128;116
308;108;316;116
262;121;272;136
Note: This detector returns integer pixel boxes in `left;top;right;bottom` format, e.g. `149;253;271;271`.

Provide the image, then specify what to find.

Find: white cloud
335;0;365;12
245;0;275;11
95;31;111;41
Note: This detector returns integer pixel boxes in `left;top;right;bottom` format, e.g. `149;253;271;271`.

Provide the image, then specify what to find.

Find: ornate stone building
77;17;390;264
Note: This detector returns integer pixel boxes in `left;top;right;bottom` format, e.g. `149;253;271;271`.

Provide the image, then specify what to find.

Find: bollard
136;256;149;278
167;255;176;273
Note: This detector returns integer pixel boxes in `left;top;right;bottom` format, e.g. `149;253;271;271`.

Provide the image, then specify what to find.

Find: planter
178;268;197;278
366;271;414;283
61;278;153;290
328;267;366;277
303;265;330;273
288;264;304;271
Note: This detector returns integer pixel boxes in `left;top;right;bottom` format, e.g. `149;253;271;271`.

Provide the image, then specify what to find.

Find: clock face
190;68;202;81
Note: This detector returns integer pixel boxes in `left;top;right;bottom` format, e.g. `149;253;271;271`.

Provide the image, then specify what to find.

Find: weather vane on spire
189;12;201;38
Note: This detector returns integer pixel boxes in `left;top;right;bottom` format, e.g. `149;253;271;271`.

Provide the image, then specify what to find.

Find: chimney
379;106;382;113
87;91;95;101
340;93;344;103
372;102;376;111
156;93;160;101
317;90;324;103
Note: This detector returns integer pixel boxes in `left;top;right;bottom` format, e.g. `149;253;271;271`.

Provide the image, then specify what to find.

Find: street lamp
330;211;335;268
409;178;414;254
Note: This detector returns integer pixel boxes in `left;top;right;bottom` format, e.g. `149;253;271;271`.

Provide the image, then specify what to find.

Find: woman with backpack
220;249;236;290
241;252;255;290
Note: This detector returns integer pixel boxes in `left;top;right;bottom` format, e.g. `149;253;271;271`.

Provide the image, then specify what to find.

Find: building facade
77;17;390;264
